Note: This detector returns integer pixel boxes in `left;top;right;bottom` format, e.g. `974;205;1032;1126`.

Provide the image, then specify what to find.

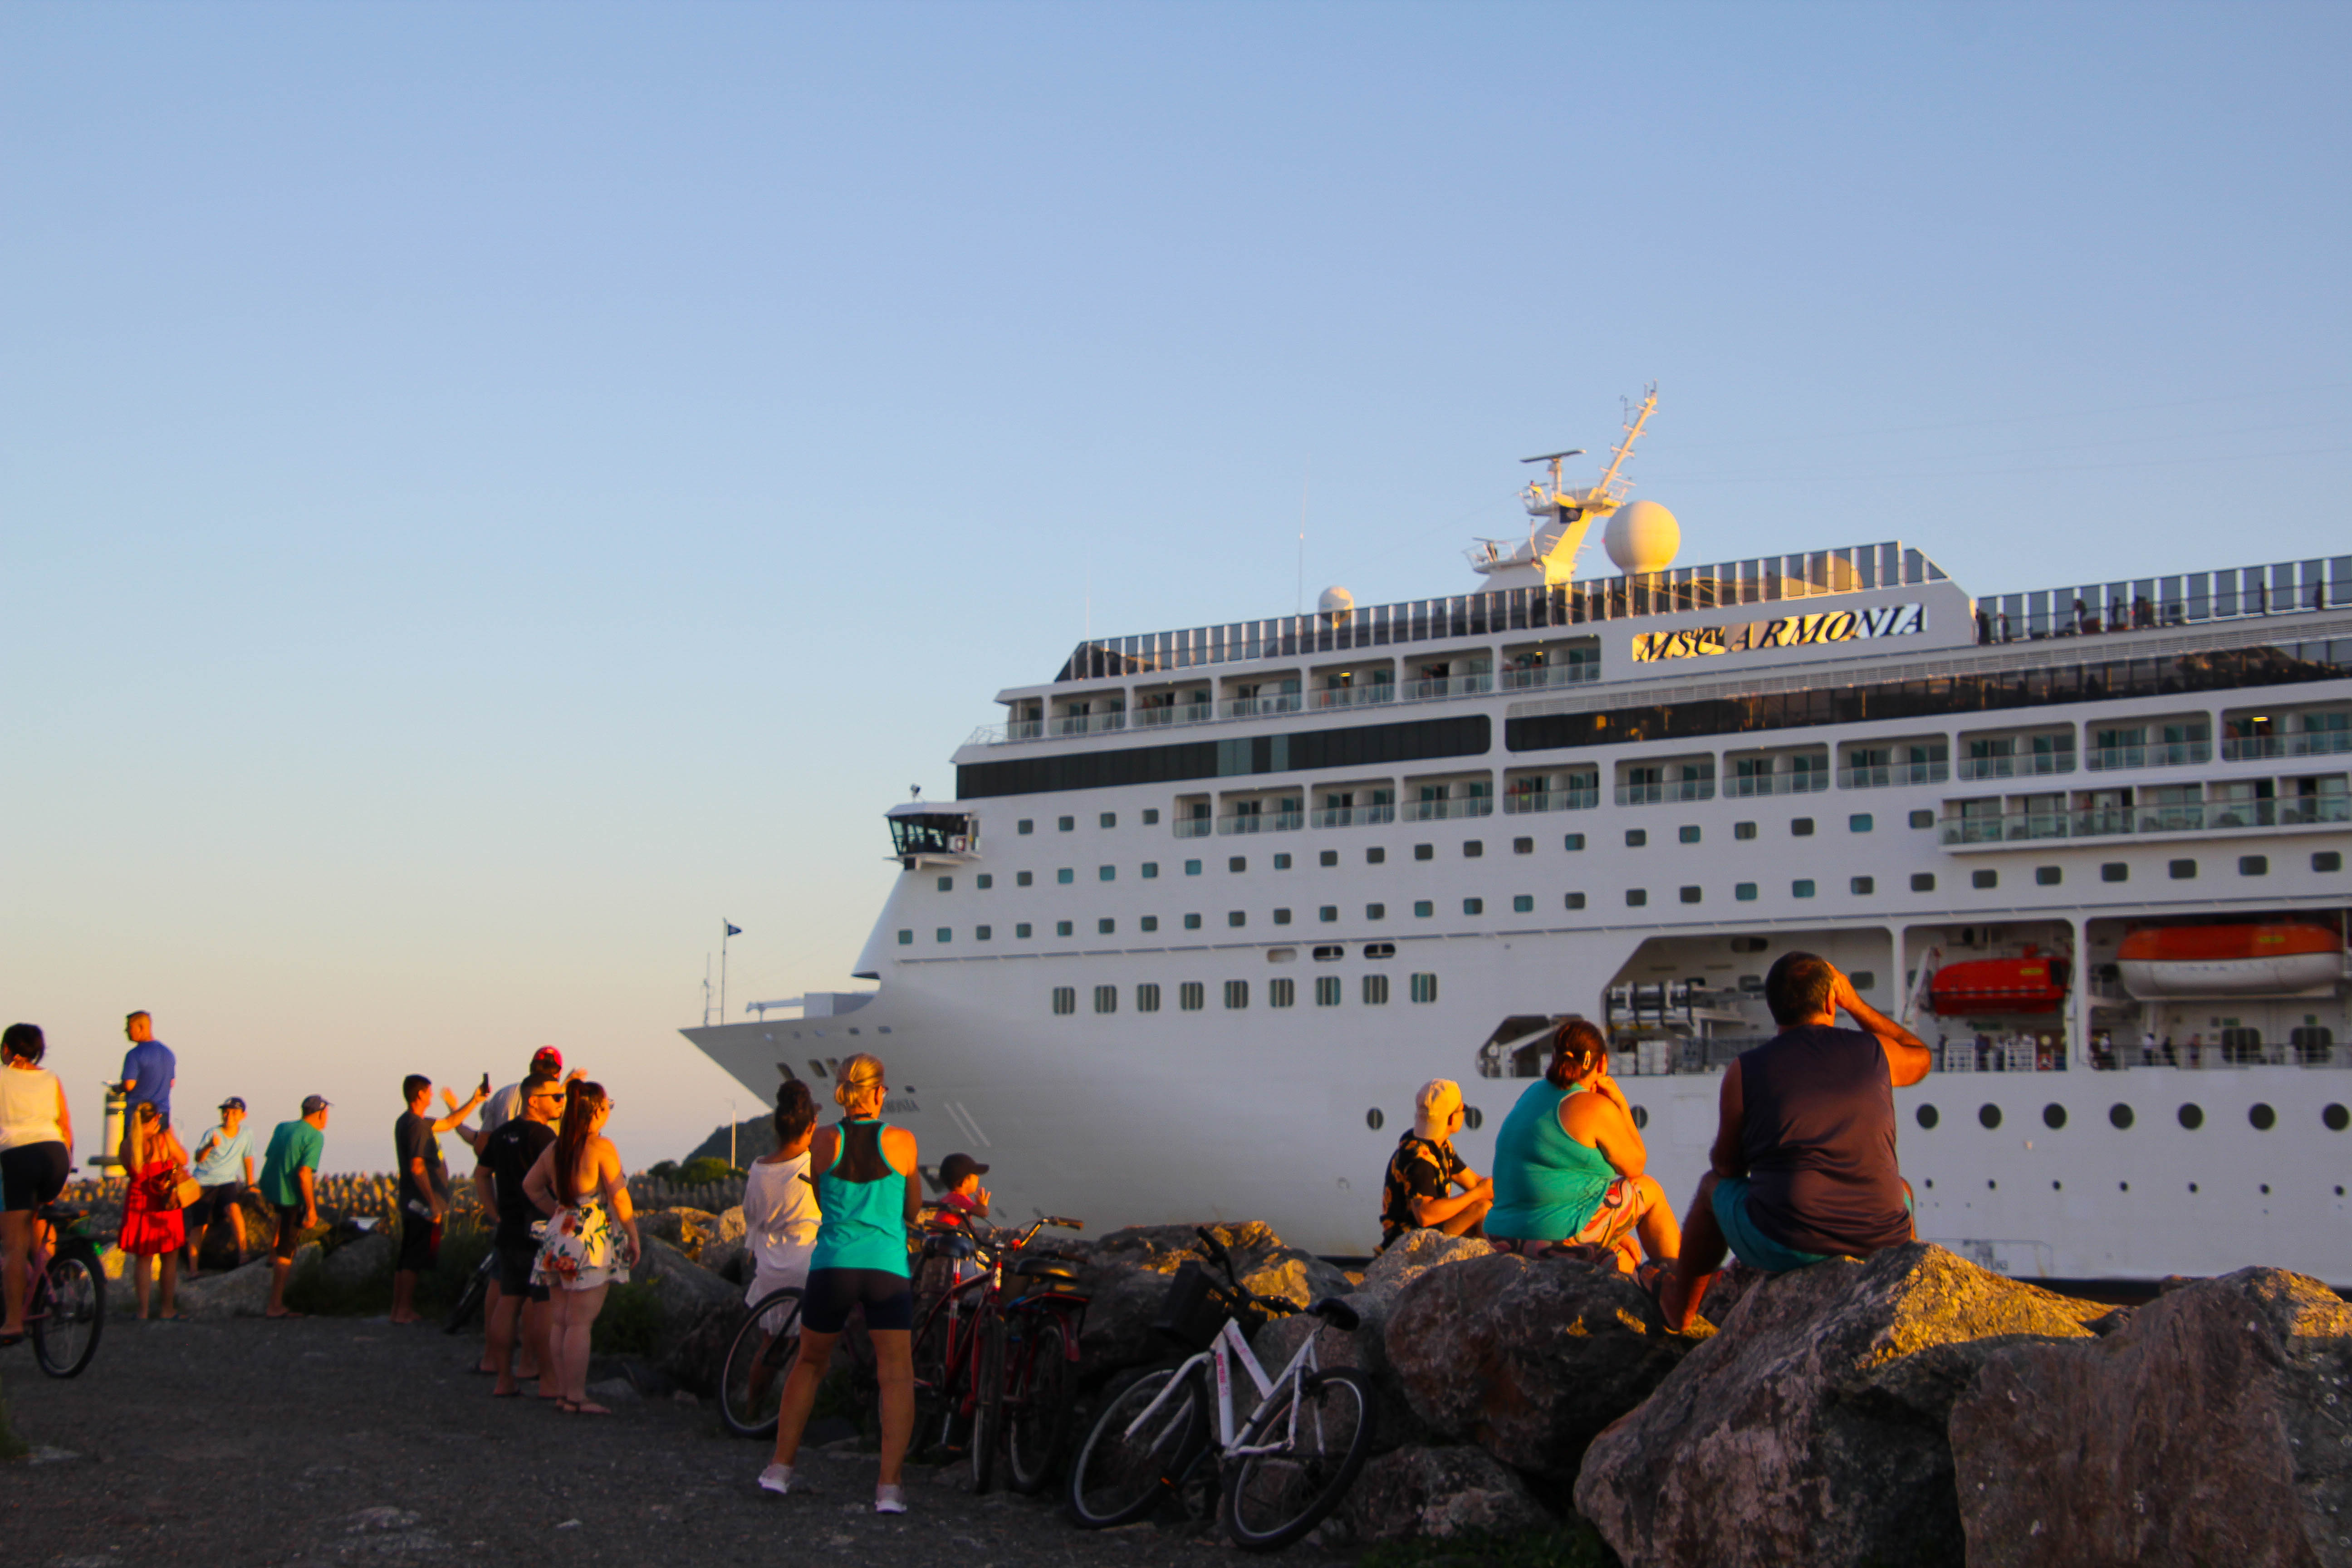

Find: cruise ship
685;397;2352;1283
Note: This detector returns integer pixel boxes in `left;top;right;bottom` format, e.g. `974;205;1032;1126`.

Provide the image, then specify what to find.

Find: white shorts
746;1264;807;1332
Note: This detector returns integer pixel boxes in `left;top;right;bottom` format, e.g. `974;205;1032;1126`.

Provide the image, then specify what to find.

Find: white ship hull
687;533;2352;1285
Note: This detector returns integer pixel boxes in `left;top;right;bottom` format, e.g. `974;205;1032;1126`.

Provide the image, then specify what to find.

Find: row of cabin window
902;849;2347;944
1017;813;1156;833
938;813;1933;895
1049;974;1441;1014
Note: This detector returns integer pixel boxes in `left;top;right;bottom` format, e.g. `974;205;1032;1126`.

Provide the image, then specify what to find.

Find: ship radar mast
1469;383;1663;590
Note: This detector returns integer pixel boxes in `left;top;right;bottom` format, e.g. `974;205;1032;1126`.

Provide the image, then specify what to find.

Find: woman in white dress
739;1080;821;1413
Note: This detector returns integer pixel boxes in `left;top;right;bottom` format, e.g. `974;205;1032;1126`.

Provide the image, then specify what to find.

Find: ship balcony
2086;741;2212;771
1937;794;2350;847
1216;810;1304;835
1172;817;1215;839
1502;787;1601;814
1617;778;1716;806
2223;730;2352;761
1499;662;1602;693
1397;671;1494;702
1133;701;1215;729
1310;803;1396;828
1218;692;1304;720
1308;683;1398;711
1955;752;2076;781
1405;795;1496;822
1838;761;1951;789
1725;770;1832;799
1051;710;1127;737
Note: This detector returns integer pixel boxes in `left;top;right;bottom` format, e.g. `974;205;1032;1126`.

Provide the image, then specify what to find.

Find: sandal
570;1401;613;1416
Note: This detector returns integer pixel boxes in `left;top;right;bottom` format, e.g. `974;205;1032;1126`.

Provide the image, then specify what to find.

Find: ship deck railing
1725;770;1834;799
1502;787;1600;814
1970;554;2352;647
2222;730;2352;762
1940;794;2351;845
1839;761;1951;789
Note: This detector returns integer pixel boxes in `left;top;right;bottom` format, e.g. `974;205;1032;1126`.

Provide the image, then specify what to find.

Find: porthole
2051;1180;2061;1191
1987;1179;1997;1190
1978;1103;2002;1129
2249;1103;2276;1131
2324;1104;2349;1132
1365;1108;1385;1131
1916;1104;1940;1129
2260;1183;2270;1195
2189;1182;2199;1193
2178;1103;2204;1130
2109;1103;2134;1129
2119;1181;2129;1191
1462;1106;1484;1131
2042;1103;2067;1130
1630;1105;1650;1130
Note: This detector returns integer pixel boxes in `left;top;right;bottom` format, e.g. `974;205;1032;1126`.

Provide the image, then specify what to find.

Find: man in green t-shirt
257;1096;330;1319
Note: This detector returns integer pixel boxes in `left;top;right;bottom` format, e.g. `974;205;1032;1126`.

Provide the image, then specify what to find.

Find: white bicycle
1067;1227;1374;1551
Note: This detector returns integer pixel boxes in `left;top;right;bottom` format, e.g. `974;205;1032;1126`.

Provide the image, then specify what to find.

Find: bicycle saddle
927;1231;978;1260
1309;1296;1362;1332
1010;1255;1082;1283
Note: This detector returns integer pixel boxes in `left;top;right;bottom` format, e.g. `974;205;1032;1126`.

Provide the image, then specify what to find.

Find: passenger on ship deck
1375;1079;1493;1250
1658;953;1932;1333
1485;1021;1680;1276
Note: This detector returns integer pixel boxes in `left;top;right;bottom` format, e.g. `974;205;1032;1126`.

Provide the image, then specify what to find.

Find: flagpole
721;919;730;1023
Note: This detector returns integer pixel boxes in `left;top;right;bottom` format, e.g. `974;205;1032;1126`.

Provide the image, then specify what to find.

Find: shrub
646;1160;680;1181
677;1156;740;1186
592;1280;663;1357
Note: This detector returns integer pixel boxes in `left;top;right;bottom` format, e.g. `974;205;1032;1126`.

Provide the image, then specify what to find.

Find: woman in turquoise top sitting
763;1053;923;1514
1488;1018;1680;1277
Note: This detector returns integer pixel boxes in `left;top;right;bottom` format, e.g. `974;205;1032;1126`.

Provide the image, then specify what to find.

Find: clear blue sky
5;3;2347;1168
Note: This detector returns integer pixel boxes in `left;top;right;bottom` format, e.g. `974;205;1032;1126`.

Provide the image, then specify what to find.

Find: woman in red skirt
118;1101;189;1320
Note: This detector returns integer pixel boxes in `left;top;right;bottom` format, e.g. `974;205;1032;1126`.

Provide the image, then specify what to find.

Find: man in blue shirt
119;1011;178;1130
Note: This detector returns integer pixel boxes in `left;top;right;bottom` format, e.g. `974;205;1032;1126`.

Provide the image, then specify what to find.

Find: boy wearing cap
936;1154;991;1227
259;1096;330;1318
1377;1080;1494;1251
182;1097;257;1276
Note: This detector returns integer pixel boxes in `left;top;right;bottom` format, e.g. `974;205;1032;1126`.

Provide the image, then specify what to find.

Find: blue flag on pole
725;922;742;938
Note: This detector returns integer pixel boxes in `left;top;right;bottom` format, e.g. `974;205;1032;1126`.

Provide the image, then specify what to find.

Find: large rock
1384;1249;1698;1482
626;1236;742;1393
1575;1242;2106;1568
1950;1267;2352;1567
178;1253;284;1320
1068;1221;1352;1381
633;1207;721;1259
320;1230;395;1290
1254;1229;1494;1452
1333;1444;1549;1544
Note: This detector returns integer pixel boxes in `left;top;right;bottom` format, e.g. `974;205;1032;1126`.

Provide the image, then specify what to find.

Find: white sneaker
873;1484;907;1515
758;1464;794;1496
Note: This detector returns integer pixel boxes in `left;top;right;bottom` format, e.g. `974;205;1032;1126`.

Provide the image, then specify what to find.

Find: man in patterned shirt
1377;1079;1493;1250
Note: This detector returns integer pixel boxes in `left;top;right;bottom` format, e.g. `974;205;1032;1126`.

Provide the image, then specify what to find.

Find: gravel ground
2;1316;1348;1568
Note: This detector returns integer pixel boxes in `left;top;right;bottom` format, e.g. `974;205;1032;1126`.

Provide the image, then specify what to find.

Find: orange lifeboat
1928;956;2070;1015
2116;924;2345;999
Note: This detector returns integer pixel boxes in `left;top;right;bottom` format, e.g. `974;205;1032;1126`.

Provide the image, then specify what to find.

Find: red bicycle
911;1215;1087;1495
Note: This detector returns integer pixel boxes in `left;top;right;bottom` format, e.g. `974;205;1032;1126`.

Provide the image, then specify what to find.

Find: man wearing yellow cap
1376;1079;1493;1251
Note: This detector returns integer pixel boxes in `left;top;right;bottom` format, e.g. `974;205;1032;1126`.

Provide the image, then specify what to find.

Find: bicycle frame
1129;1312;1321;1462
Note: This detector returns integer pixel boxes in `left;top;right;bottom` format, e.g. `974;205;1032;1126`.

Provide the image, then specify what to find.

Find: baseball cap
940;1152;990;1187
1412;1079;1464;1141
219;1096;246;1112
300;1094;331;1115
530;1046;563;1073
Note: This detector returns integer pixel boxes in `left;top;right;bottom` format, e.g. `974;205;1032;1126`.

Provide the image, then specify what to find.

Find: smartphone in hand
477;1073;492;1098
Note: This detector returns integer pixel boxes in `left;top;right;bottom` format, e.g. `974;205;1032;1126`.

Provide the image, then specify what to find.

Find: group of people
1376;951;1933;1331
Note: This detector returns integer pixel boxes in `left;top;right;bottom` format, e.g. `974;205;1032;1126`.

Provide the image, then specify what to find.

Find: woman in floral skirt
523;1082;639;1414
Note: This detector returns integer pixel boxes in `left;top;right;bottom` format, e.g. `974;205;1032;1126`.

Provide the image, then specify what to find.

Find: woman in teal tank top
1487;1019;1681;1276
764;1053;922;1514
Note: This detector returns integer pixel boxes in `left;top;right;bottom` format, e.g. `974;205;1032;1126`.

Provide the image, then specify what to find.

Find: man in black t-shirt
475;1071;563;1396
390;1073;487;1326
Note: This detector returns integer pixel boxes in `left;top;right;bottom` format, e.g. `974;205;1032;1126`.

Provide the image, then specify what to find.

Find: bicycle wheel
1068;1363;1205;1529
1219;1367;1375;1552
442;1261;490;1335
718;1288;803;1438
969;1314;1006;1494
910;1294;963;1453
1005;1313;1076;1494
31;1243;105;1379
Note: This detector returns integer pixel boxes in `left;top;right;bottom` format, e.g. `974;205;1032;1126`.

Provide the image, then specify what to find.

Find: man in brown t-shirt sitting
1658;952;1931;1331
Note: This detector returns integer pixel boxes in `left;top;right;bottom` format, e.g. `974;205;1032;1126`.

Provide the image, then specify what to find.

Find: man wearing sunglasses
474;1071;566;1397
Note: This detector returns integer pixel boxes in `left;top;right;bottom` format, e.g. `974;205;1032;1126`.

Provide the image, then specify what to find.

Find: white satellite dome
1318;585;1354;623
1604;499;1681;574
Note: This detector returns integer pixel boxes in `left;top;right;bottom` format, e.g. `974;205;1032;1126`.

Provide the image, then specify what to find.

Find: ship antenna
1589;382;1659;504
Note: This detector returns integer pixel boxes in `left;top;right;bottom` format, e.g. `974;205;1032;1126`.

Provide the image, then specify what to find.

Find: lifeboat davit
2115;924;2346;1000
1928;956;2070;1015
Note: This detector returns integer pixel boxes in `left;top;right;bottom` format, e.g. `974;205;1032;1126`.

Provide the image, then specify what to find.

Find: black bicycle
23;1198;106;1378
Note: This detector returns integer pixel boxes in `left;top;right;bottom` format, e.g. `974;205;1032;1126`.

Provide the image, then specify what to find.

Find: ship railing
1938;795;2349;844
1970;554;2352;646
1133;702;1215;728
1215;810;1304;835
1397;671;1495;702
1499;663;1602;691
1050;710;1127;737
1935;1041;2070;1073
1838;761;1950;789
1725;771;1832;799
1172;818;1215;839
1308;684;1397;710
1217;693;1304;720
1309;804;1396;828
2090;1041;2347;1070
2222;730;2352;761
2086;741;2212;771
1501;787;1600;814
1955;753;2076;781
1616;779;1717;806
1403;796;1496;822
